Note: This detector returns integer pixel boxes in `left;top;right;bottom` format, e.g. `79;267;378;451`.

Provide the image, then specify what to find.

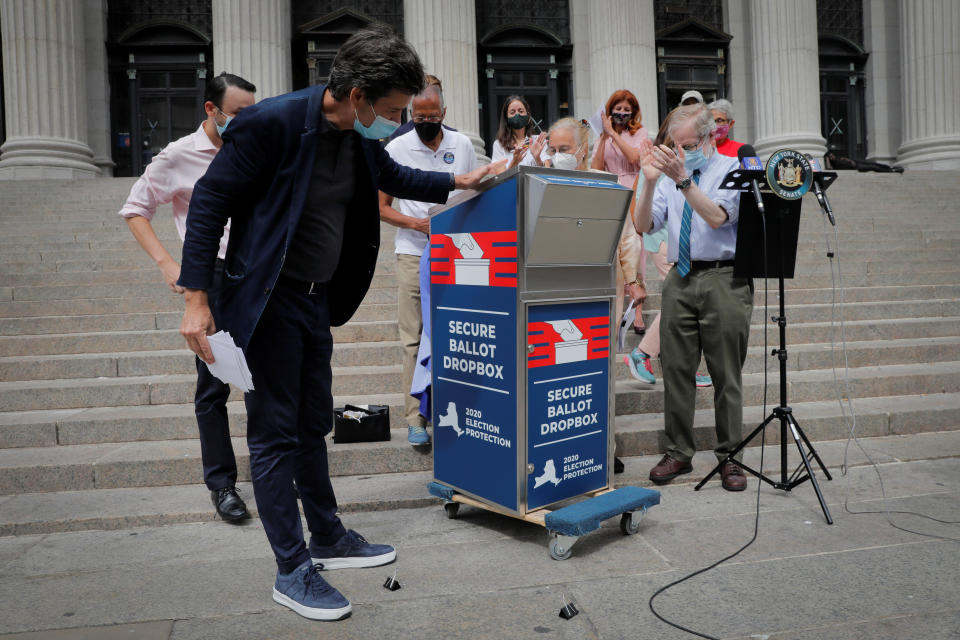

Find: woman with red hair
591;89;652;336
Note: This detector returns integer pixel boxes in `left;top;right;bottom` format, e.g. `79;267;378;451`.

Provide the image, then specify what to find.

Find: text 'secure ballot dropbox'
426;166;660;560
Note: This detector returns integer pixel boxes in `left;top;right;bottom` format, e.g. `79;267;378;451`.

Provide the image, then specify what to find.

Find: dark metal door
819;64;866;160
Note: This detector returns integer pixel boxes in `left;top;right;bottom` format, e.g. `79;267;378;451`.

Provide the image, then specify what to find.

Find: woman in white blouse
490;95;546;168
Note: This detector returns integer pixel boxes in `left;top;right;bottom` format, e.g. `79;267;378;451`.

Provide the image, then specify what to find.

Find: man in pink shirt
119;72;256;522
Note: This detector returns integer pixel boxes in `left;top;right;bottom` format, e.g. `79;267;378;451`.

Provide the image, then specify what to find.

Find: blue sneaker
625;348;656;384
310;529;397;569
273;560;352;621
408;425;430;445
696;373;713;387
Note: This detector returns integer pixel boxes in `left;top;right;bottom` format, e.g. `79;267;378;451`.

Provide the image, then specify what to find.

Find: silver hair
708;98;734;121
548;117;589;150
667;103;716;140
413;83;444;110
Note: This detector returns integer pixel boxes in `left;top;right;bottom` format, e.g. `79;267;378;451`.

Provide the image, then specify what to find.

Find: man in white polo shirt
379;84;477;446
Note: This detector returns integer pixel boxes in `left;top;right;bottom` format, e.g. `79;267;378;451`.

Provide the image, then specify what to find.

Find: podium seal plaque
765;149;813;200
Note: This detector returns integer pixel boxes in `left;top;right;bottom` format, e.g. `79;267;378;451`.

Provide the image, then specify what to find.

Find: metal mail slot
525;216;623;265
524;173;632;266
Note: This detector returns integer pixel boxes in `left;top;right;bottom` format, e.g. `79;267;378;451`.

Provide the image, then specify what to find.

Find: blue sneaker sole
272;589;352;621
311;548;397;570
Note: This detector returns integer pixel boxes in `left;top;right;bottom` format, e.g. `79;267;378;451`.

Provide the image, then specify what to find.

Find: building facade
0;0;957;179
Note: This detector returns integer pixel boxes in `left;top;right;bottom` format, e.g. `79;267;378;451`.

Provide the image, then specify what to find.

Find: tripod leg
787;416;834;524
790;416;833;480
695;413;775;491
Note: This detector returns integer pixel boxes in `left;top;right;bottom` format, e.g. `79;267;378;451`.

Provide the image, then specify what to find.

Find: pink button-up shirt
119;123;229;259
599;127;649;187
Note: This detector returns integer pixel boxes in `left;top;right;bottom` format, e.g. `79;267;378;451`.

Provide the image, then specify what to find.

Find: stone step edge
1;430;957;537
6;333;958;381
2;314;959;358
2;390;958;461
3;355;958;391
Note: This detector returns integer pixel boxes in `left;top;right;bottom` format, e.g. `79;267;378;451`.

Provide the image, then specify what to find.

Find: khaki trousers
396;253;426;427
660;266;753;462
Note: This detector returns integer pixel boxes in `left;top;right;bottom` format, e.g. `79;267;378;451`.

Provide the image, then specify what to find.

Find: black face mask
506;113;529;130
414;120;443;142
611;112;632;125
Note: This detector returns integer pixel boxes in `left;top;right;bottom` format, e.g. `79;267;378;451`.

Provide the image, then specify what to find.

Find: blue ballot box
429;166;635;516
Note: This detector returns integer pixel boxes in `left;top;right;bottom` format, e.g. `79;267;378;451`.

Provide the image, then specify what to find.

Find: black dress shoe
211;486;250;523
614;456;625;474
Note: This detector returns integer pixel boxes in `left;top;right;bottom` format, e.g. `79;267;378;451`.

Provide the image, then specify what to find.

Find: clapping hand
528;133;547;166
601;112;616;137
650;144;686;183
508;145;528;169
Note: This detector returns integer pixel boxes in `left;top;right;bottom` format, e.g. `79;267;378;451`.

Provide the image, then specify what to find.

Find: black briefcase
332;404;391;443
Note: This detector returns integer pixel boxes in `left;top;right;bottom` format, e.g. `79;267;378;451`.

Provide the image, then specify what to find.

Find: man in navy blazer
178;26;502;622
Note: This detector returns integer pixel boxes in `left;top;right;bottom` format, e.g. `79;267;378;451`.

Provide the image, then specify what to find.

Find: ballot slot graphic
430;230;518;288
527;316;609;369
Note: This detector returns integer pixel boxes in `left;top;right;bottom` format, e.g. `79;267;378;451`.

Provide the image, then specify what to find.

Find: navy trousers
244;278;347;573
195;261;238;491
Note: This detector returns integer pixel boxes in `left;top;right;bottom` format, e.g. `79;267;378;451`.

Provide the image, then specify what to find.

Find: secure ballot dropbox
426;165;660;560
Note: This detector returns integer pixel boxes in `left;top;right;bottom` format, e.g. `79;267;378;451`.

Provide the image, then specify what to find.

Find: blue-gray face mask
684;145;708;171
215;108;232;136
354;101;400;139
216;115;232;136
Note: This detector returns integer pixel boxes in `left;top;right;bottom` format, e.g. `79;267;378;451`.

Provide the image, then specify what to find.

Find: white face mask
552;152;580;170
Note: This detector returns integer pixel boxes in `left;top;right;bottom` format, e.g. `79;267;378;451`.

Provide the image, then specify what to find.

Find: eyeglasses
714;117;730;125
411;116;443;124
679;137;705;152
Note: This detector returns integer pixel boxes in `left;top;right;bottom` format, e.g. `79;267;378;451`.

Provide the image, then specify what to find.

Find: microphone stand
694;163;839;525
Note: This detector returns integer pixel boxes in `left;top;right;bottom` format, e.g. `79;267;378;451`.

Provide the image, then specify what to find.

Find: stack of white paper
205;331;255;392
586;105;605;137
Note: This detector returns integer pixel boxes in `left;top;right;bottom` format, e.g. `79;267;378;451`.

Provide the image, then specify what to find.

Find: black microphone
738;144;765;216
805;154;836;226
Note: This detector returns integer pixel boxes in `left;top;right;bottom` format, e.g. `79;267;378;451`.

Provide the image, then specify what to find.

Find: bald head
412;84;444;113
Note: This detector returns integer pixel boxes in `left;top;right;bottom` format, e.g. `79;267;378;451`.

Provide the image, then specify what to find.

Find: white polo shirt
385;128;478;256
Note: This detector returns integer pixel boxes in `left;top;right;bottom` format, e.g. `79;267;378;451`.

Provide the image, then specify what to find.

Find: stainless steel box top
524;173;632;266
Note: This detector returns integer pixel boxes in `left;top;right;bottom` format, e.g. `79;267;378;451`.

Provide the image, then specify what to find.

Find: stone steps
0;171;958;521
1;283;957;322
2;294;957;338
3;429;957;537
3;313;957;359
1;359;956;445
4;334;959;385
4;268;958;303
1;252;958;294
0;392;957;497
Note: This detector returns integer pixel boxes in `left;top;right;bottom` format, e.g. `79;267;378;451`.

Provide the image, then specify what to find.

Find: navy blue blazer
179;85;452;350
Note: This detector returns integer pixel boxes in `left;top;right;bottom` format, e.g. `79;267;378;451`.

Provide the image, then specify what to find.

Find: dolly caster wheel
549;538;573;561
620;512;641;535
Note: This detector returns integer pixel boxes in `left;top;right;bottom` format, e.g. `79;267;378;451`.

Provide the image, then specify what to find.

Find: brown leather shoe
649;454;693;484
721;461;747;491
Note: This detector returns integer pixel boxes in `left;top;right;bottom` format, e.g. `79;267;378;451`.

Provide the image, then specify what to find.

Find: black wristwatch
449;172;456;191
675;175;692;191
